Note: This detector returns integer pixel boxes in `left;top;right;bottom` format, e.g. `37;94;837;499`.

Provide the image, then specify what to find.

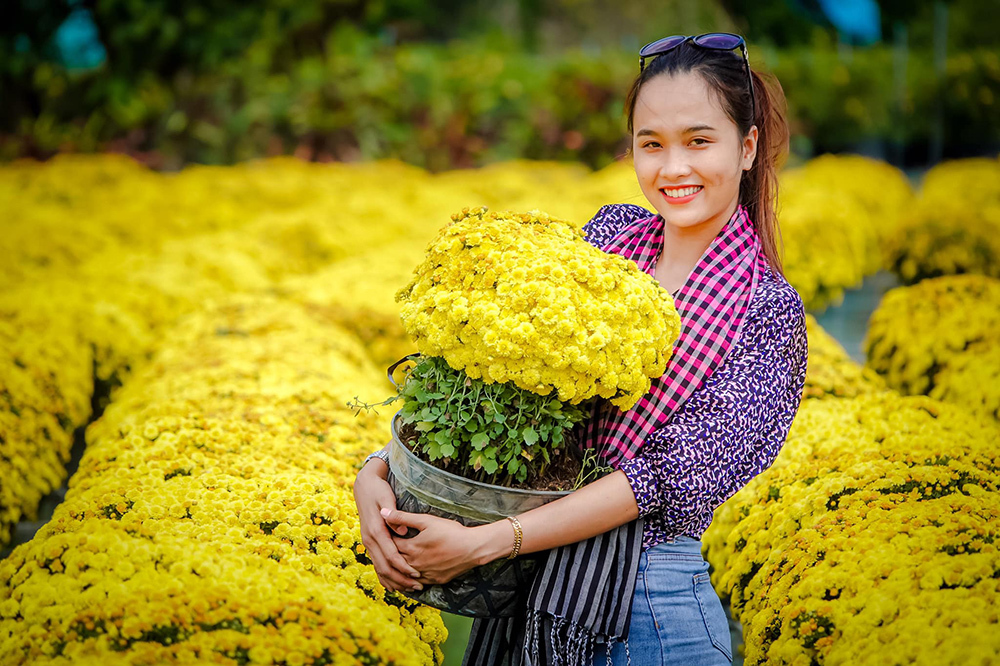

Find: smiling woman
354;32;804;666
625;37;789;297
631;72;759;294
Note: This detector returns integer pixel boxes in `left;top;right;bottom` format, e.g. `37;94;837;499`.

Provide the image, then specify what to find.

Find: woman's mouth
660;185;703;204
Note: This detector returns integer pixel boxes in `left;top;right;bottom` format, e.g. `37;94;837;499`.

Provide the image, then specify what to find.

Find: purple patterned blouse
582;203;809;550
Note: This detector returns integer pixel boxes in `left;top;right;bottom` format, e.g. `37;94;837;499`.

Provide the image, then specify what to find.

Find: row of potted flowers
705;390;1000;664
884;156;1000;285
0;154;476;548
1;295;447;664
701;312;1000;664
864;274;1000;423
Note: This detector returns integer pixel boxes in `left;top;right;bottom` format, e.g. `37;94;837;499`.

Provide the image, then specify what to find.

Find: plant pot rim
390;409;575;498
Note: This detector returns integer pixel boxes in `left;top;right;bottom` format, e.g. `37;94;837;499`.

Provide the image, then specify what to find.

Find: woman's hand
352;459;423;593
382;508;513;585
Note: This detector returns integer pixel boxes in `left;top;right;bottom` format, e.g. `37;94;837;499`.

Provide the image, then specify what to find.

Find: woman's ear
742;125;759;171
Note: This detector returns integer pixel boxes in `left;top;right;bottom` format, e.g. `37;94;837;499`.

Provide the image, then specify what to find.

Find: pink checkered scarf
582;204;767;467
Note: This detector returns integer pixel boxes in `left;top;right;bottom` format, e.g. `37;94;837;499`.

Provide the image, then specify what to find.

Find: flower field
2;153;999;664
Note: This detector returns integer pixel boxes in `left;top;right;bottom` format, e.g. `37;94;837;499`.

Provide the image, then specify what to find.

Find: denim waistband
643;534;704;556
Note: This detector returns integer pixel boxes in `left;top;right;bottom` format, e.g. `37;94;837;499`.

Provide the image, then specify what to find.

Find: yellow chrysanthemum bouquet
384;206;680;490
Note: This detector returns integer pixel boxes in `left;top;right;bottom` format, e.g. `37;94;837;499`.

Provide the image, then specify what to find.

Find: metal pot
386;410;571;617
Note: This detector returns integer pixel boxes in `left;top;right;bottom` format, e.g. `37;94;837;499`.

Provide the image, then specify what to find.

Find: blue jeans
592;536;733;666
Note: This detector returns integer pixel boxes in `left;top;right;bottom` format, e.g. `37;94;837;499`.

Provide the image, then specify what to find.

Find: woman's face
631;71;757;234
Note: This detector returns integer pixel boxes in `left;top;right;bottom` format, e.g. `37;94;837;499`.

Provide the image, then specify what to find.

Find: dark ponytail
624;44;790;277
741;69;789;277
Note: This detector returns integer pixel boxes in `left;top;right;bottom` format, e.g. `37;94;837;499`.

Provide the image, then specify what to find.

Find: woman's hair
623;42;790;277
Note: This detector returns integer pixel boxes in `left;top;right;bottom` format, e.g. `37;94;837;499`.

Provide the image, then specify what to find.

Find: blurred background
3;0;999;172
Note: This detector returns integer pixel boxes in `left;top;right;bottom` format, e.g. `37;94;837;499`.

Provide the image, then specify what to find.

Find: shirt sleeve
618;284;809;532
582;203;655;250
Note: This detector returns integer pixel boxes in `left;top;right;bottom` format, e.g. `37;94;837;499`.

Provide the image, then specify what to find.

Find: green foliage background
3;0;999;169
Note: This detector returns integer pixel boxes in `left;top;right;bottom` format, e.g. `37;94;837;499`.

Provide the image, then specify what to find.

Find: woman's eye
690;138;710;146
643;141;660;149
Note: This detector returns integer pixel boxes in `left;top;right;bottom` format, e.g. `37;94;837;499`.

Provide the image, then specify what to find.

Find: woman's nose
658;148;692;180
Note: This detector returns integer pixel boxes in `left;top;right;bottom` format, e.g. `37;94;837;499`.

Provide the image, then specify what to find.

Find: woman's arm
382;469;639;584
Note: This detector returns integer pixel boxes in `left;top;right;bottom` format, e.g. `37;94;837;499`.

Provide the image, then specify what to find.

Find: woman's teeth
662;186;702;198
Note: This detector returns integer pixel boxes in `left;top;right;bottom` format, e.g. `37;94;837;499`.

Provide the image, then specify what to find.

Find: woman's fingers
372;523;422;580
366;546;402;591
365;531;423;591
381;507;432;532
353;467;423;589
352;462;438;590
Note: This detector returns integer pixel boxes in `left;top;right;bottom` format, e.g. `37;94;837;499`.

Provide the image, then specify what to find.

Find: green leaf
471;432;490;450
522;427;538;446
415;421;436;432
424;440;442;460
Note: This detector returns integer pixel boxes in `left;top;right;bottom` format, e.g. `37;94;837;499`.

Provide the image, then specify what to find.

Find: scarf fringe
522;610;596;666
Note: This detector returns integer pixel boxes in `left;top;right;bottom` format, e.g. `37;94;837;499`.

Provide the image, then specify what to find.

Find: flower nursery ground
1;270;903;666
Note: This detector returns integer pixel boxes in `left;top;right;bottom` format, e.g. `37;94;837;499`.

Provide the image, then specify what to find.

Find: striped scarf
465;205;765;666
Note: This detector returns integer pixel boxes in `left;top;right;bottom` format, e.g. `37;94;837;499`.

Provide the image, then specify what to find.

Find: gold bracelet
506;516;523;560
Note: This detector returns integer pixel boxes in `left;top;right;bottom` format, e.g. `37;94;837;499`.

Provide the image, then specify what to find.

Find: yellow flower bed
0;293;92;546
783;154;913;272
885;156;1000;284
864;274;1000;421
397;206;680;409
4;152;986;664
0;228;349;545
280;240;425;376
779;155;913;311
705;392;1000;665
703;316;888;579
802;314;888;400
1;296;446;664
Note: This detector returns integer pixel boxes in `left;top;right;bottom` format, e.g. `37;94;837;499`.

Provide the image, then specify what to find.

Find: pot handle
387;353;422;389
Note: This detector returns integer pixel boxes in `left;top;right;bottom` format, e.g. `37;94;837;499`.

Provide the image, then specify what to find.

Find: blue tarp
54;7;107;70
816;0;881;44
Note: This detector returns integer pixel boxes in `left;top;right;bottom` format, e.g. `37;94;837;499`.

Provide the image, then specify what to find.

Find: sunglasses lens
694;33;743;49
639;35;687;57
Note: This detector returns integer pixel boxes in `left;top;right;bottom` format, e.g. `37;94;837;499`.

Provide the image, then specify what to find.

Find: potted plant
353;206;680;617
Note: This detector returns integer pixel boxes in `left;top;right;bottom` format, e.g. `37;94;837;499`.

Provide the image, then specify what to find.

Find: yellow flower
397;207;680;410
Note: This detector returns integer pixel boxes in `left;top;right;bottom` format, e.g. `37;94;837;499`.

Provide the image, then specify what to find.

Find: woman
353;33;808;666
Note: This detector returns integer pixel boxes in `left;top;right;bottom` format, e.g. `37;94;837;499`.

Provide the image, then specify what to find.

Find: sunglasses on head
638;33;756;120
